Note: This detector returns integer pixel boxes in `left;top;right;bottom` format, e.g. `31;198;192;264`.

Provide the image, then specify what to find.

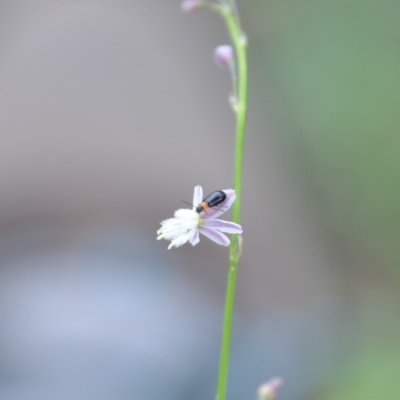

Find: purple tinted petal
199;227;230;246
181;0;203;13
214;45;234;68
190;230;200;246
193;185;203;208
202;219;243;234
204;189;236;219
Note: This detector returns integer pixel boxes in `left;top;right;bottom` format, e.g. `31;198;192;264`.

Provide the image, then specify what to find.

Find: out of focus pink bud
214;45;235;68
181;0;204;13
257;377;283;400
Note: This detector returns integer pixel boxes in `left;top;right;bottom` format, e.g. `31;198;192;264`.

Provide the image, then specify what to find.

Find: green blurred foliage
312;290;400;399
243;1;400;398
246;0;400;267
321;343;400;399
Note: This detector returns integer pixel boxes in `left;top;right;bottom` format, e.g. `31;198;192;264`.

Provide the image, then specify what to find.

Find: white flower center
157;209;200;244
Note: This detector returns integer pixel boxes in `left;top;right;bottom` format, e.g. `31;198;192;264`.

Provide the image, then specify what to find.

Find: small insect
195;190;227;214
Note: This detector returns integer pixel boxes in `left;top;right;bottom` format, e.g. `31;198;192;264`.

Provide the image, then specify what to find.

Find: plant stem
214;5;248;400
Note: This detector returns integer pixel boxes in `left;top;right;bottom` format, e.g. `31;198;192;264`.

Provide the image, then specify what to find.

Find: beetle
196;190;227;214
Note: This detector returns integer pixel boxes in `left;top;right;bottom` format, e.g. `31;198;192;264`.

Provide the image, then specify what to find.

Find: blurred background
0;0;399;399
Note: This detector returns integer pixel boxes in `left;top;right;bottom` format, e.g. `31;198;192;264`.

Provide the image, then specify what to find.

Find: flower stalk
212;3;247;400
179;2;248;399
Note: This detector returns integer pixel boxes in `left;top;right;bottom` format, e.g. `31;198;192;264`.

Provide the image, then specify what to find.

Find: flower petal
199;227;230;246
203;189;236;219
190;230;200;246
201;219;243;234
193;185;203;208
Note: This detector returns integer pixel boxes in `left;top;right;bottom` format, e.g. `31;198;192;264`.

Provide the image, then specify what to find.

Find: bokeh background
0;1;399;399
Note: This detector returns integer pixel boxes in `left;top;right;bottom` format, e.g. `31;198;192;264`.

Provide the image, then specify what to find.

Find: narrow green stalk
214;5;248;400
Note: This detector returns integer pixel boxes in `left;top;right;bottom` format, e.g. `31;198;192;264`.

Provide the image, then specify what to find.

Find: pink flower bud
214;45;234;68
181;0;204;13
257;377;283;400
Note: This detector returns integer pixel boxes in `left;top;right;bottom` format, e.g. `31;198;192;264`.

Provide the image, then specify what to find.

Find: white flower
157;185;243;249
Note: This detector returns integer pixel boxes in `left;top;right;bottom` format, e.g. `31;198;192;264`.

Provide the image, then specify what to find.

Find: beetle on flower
157;185;243;249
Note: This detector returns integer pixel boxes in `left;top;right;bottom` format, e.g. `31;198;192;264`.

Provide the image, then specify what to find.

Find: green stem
214;5;248;400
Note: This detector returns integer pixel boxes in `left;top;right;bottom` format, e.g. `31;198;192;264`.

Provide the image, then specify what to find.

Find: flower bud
229;94;239;112
214;45;235;69
257;377;283;400
181;0;204;13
